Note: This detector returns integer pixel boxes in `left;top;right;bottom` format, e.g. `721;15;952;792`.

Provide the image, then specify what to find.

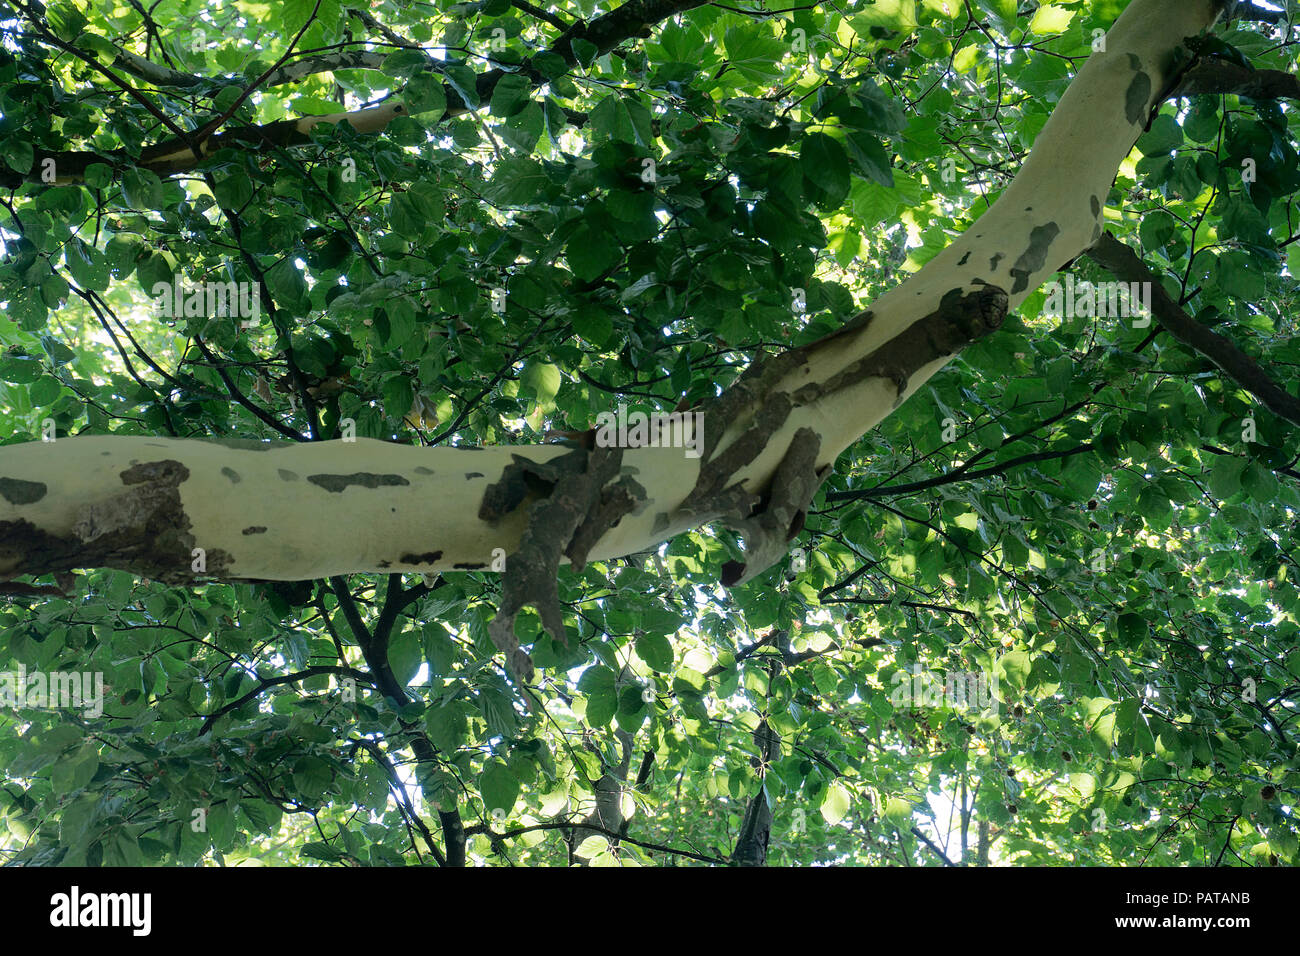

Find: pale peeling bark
0;0;1226;676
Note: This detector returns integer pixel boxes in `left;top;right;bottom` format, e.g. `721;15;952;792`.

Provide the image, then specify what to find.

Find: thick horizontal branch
0;1;1229;609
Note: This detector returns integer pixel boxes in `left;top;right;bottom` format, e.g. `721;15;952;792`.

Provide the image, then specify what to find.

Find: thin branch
467;819;728;864
826;444;1095;502
198;665;373;734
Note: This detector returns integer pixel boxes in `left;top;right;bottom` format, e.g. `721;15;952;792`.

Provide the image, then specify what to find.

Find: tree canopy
0;0;1298;867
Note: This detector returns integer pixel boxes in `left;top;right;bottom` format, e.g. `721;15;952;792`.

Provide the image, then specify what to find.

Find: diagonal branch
1170;59;1300;100
198;664;373;734
329;573;467;865
1086;232;1300;429
825;444;1096;502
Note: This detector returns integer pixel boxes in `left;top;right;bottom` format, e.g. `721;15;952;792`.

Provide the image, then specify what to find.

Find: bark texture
0;2;1228;638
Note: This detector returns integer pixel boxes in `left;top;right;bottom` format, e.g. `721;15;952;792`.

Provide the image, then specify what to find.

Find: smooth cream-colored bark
0;0;1224;583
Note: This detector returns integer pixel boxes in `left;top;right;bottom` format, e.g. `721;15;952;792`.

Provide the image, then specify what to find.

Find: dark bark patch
221;467;241;484
1009;223;1060;294
0;477;47;505
482;445;642;685
989;252;1004;271
399;551;443;564
277;469;298;481
3;458;231;580
1125;62;1151;126
241;526;267;535
121;459;189;486
713;428;826;586
454;562;487;570
479;450;586;521
465;472;484;479
414;467;435;475
307;473;410;493
957;251;971;266
1090;194;1102;219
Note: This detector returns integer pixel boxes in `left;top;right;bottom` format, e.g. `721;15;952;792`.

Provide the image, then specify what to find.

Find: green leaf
500;101;544;152
843;130;894;187
884;796;912;825
1138;212;1176;251
213;172;253;210
2;139;33;174
801;133;850;207
426;701;468;751
997;649;1030;691
404;72;447;115
382;49;431;78
480;760;519;815
1028;5;1075;34
490;73;532;117
441;63;481;109
820;781;851;825
51;744;99;792
29;375;61;406
566;226;621;280
378;372;414;421
1116;612;1148;649
571;39;599;68
64;238;109;292
973;0;1017;32
485;157;549;205
387;626;422;684
635;633;674;672
571;309;614;346
521;362;561;406
1137;114;1183;156
121;167;164;209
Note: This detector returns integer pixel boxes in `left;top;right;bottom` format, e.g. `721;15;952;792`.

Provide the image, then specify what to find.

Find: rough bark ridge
479;444;646;683
0;1;1228;656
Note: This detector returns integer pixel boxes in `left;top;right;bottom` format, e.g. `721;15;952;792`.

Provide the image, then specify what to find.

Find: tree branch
468;819;728;864
1087;232;1300;429
0;0;712;187
1170;59;1300;100
825;444;1095;502
198;664;373;734
911;825;960;866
